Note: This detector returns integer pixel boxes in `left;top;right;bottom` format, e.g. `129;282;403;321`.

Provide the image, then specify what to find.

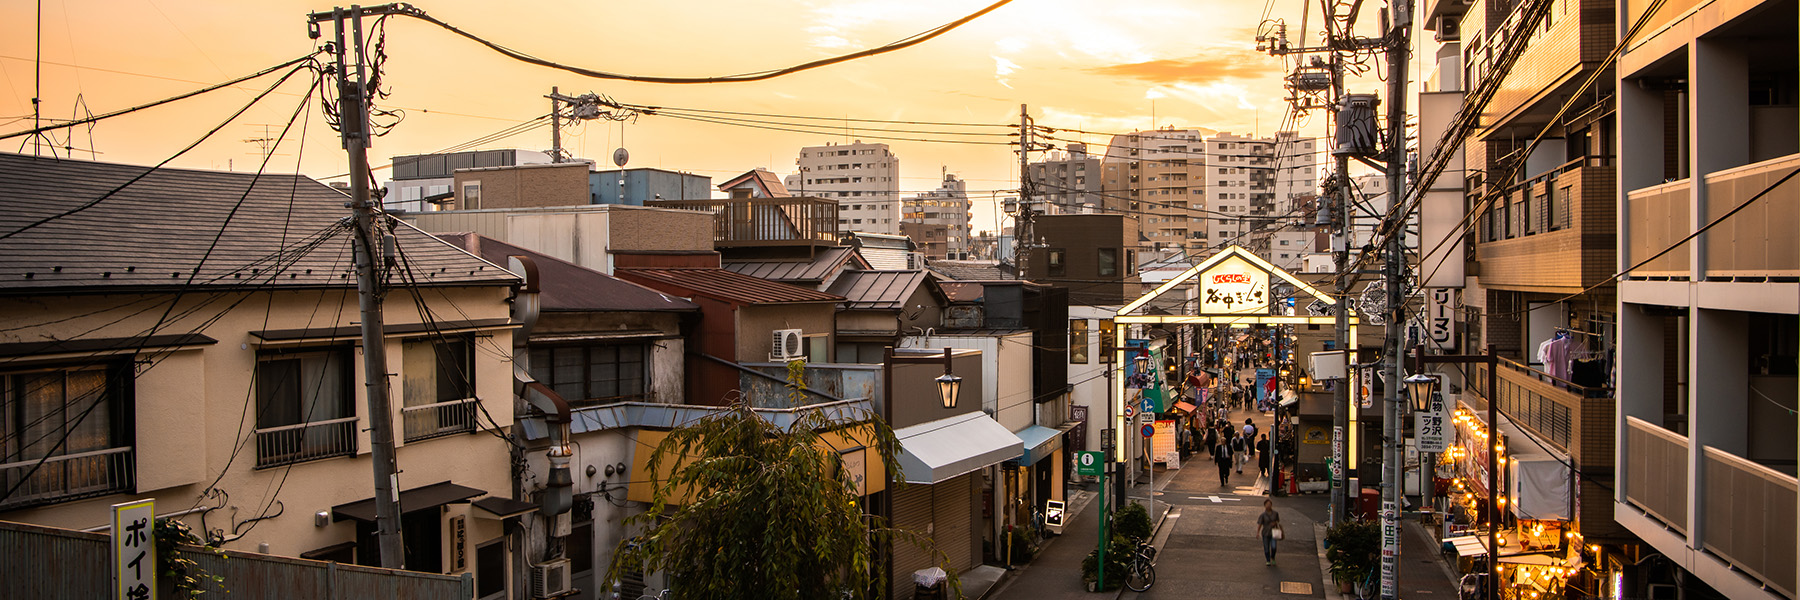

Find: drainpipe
506;255;575;565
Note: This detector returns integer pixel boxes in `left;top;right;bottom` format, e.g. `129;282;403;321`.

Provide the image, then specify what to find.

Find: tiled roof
0;153;516;295
616;267;842;305
826;270;935;311
722;247;865;283
716;169;790;198
926;259;1013;281
436;233;697;313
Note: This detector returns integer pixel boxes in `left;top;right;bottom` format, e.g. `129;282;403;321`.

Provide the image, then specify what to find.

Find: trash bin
913;567;948;599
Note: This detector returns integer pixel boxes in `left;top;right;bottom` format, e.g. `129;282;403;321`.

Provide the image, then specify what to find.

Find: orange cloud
1087;51;1277;84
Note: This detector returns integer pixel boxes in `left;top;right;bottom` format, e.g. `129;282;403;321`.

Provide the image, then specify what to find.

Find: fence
0;519;470;599
402;398;479;442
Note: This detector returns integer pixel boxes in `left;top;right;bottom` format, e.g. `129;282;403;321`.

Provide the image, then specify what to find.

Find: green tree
607;394;952;600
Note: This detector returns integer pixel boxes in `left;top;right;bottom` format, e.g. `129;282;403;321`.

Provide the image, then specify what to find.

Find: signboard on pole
1151;420;1180;468
1076;451;1105;477
1427;288;1456;352
1414;392;1449;453
112;499;155;600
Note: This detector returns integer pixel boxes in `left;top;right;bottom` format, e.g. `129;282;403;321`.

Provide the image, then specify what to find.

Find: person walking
1232;429;1247;474
1204;425;1219;458
1256;433;1272;477
1258;499;1282;565
1214;438;1233;486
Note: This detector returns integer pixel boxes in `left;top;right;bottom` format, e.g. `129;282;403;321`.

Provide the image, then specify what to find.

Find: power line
394;0;1014;84
0;52;324;143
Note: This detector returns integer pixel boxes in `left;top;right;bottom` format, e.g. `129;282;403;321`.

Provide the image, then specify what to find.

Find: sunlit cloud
992;55;1019;88
1087;50;1278;86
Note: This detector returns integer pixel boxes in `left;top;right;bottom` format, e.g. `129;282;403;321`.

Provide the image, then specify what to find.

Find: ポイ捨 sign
112;499;155;600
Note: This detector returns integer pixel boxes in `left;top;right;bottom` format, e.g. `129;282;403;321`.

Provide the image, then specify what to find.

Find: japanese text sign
112;499;155;600
1198;256;1270;315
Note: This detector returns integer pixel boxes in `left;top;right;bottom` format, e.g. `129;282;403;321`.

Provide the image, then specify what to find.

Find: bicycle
1124;540;1157;592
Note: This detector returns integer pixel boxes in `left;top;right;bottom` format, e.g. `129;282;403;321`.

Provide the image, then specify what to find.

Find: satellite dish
612;147;630;167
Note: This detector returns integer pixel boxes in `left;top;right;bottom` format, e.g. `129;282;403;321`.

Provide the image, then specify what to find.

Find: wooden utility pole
309;4;408;569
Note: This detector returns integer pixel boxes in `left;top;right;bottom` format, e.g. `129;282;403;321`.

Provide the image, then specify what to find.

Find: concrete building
1099;128;1211;253
1611;0;1800;595
589;167;712;205
783;141;902;235
383;149;552;212
450;161;593;210
1027;143;1107;214
901;172;973;259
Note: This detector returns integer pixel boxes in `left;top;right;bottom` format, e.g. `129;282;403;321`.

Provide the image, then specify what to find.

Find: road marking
1280;582;1313;594
1188;495;1243;503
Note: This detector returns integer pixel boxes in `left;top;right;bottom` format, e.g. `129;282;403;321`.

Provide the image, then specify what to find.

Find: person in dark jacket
1214;438;1233;486
1256;434;1272;476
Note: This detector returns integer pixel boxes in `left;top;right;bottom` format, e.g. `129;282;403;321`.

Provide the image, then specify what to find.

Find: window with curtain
254;347;355;466
2;363;130;507
403;335;475;407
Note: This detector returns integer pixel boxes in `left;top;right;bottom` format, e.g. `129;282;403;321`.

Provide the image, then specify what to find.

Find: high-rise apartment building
1026;143;1107;214
783;141;901;235
901;172;973;259
1097;128;1211;253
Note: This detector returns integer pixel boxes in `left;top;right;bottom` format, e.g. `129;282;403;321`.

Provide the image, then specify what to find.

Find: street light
1404;373;1437;413
935;371;963;409
1412;345;1500;600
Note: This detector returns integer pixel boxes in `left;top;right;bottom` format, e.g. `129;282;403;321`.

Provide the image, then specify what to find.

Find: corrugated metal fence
1;519;470;600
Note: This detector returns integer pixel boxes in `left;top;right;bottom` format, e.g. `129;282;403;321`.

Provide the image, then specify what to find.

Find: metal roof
826;270;936;311
436;233;697;313
926;260;1013;281
722;247;866;283
0;153;517;295
617;267;843;305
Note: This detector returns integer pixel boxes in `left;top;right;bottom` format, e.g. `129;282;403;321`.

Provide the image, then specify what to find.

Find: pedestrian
1214;439;1233;486
1204;426;1219;457
1258;498;1283;565
1232;430;1247;474
1256;433;1272;477
1243;417;1258;440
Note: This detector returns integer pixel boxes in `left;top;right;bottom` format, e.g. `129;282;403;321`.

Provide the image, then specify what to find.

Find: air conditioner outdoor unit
531;558;572;599
771;329;805;361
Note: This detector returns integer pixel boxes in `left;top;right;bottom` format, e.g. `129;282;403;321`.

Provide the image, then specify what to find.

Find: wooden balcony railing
647;197;840;247
402;398;478;442
254;416;358;468
0;446;134;510
1700;446;1797;598
1625;180;1691;277
1624;417;1689;533
1701;153;1800;279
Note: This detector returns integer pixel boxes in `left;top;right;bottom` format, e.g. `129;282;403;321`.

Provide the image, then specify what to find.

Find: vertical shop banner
1428;288;1457;352
1151;420;1180;468
1254;368;1274;404
112;499;155;600
1415;392;1449;453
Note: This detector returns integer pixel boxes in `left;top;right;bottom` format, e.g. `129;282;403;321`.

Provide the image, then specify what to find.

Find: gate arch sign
1108;246;1361;475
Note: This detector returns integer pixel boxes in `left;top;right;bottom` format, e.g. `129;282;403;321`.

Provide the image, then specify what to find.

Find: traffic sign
1141;423;1156;438
1076;451;1105;476
1124;406;1135;418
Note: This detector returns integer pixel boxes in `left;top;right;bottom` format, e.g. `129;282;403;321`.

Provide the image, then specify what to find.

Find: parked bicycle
1124;540;1157;592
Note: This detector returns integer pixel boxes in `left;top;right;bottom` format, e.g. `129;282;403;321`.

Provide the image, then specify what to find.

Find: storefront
1440;401;1585;600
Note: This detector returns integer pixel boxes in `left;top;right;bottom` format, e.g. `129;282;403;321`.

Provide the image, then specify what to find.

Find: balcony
1473;358;1612;465
402;398;478;442
1624;417;1689;532
0;447;134;510
648;197;840;247
1701;447;1797;598
1475;159;1616;290
1701;153;1800;279
1625;179;1691;278
254;416;358;468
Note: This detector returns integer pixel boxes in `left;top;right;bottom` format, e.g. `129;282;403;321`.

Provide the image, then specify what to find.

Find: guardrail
1701;152;1800;279
1624;417;1689;533
1700;446;1798;598
402;398;478;442
254;416;358;468
0;446;134;510
647;197;840;246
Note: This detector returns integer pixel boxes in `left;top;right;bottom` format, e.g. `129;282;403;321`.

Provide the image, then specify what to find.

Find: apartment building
783;141;902;235
1612;0;1799;596
1099;128;1211;253
901;172;973;259
1026;143;1109;214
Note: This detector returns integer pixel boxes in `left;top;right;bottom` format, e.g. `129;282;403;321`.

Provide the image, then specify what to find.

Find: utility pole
309;4;407;570
1014;104;1036;278
1378;0;1413;597
1327;30;1356;532
549;85;563;163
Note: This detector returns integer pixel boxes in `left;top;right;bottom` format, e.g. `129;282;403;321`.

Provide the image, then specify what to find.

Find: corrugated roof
617;267;842;305
436;233;697;313
0;153;516;295
722;247;865;283
826;270;933;311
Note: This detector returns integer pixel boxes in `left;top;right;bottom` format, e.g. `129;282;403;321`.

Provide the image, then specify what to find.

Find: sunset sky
0;0;1392;233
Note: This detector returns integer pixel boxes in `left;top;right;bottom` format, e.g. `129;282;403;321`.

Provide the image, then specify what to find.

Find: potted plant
1080;533;1133;592
1325;519;1379;597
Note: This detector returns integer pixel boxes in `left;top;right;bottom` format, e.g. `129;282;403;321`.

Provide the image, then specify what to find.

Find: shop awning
1015;423;1074;466
333;481;485;523
1444;535;1488;558
896;412;1023;484
472;496;538;520
1174;401;1198;413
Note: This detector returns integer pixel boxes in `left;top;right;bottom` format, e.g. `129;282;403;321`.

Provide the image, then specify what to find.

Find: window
461;183;482;210
1099;319;1115;363
1098;248;1118;276
1047;248;1066;277
1;363;132;509
402;335;476;441
476;537;506;600
1125;250;1138;275
528;344;647;407
255;347;356;467
1069;320;1090;364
